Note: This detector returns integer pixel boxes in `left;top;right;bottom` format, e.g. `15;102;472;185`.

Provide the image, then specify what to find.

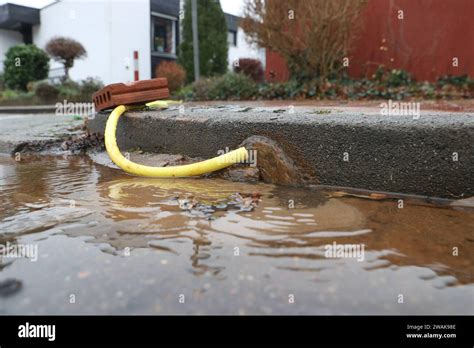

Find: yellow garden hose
104;103;248;177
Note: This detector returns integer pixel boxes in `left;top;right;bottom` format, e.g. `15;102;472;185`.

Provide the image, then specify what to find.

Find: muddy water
0;154;473;315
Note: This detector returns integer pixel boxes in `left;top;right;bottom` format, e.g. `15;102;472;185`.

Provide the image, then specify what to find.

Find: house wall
265;0;474;82
107;0;151;83
0;29;22;72
228;27;265;70
33;0;151;85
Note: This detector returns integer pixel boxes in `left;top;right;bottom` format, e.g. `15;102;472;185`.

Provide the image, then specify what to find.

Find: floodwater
0;154;473;315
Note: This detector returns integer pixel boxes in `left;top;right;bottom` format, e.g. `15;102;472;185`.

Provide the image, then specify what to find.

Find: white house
225;13;265;70
0;0;264;85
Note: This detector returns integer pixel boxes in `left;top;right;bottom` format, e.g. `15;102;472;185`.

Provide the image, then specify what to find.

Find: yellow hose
104;104;248;177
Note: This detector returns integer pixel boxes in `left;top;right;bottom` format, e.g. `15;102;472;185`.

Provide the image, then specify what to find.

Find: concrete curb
87;105;474;198
0;105;57;114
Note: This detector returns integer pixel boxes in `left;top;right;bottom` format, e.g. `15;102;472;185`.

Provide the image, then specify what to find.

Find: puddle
0;154;473;314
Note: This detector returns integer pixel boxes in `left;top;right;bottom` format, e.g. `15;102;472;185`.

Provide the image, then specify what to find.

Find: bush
35;82;60;101
178;67;473;102
1;89;21;99
437;74;470;88
155;61;186;92
192;78;216;100
187;73;257;100
57;79;81;99
0;89;35;105
234;58;264;83
212;73;257;100
258;80;303;99
0;73;4;91
0;76;103;105
3;44;50;90
174;84;194;100
79;77;103;100
386;69;411;87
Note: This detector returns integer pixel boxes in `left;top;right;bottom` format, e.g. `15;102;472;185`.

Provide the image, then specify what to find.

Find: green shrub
437;74;469;87
79;77;103;100
386;69;411;87
174;84;194;99
188;73;257;100
257;79;309;99
0;89;35;105
35;82;60;102
191;78;215;100
3;44;50;90
57;79;81;99
212;73;257;100
176;66;473;101
1;89;21;99
0;73;4;91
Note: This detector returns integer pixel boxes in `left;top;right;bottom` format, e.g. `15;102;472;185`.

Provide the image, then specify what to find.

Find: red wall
265;0;474;82
265;50;290;82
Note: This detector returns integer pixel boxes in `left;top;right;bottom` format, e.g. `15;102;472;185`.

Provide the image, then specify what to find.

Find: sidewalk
0;105;57;114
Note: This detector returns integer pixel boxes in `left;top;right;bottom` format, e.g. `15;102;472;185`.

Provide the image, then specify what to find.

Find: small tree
241;0;367;81
178;0;228;82
3;44;49;90
45;37;87;80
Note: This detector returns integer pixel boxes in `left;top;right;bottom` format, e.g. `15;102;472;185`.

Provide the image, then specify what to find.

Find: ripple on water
0;155;473;315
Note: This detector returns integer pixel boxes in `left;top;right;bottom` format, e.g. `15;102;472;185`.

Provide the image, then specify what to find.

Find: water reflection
0;154;473;314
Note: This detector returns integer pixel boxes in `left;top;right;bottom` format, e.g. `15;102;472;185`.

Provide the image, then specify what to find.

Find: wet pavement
0;154;473;314
0;113;84;153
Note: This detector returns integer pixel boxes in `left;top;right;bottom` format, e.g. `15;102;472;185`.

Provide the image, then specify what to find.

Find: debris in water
175;191;262;216
230;192;261;211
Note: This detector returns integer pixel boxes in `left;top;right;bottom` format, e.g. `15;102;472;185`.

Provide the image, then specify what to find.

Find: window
151;15;176;55
228;30;237;47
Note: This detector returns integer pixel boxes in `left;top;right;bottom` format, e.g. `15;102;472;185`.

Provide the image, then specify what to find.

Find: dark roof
0;3;40;30
151;0;180;17
225;13;240;32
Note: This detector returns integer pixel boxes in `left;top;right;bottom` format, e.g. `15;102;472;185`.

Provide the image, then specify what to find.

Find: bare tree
45;37;87;80
241;0;367;80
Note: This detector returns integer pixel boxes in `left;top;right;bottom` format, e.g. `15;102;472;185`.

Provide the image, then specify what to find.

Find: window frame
151;11;177;58
228;30;237;47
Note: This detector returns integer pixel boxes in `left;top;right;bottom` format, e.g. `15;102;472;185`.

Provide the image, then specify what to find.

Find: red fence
265;0;474;82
